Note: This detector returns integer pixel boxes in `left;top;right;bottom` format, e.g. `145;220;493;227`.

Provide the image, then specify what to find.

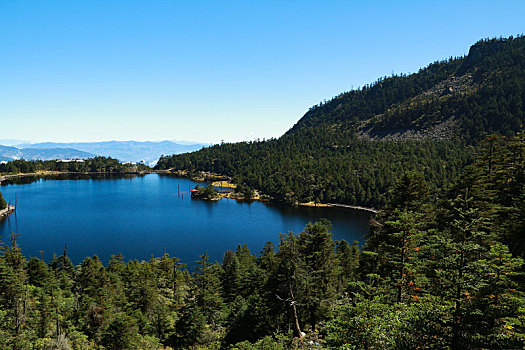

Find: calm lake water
0;174;370;266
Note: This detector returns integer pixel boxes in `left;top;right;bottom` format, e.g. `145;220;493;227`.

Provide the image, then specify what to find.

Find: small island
190;184;220;201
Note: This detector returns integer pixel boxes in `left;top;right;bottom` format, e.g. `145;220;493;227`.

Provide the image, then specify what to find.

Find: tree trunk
289;282;303;339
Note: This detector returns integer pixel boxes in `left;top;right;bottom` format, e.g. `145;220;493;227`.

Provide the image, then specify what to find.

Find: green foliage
0;156;148;175
324;296;454;349
6;133;525;350
228;332;298;350
157;135;470;207
194;252;226;327
235;183;255;199
335;240;360;291
101;312;141;350
0;191;6;210
167;304;206;348
292;36;525;141
390;172;429;210
193;184;220;201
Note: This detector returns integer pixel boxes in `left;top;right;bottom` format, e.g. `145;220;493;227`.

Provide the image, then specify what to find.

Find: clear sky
1;1;524;144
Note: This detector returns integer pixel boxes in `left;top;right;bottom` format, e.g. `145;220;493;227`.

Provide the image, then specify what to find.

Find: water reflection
0;174;370;266
1;173;145;186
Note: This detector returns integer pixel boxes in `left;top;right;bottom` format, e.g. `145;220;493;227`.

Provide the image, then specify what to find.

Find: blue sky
1;1;524;144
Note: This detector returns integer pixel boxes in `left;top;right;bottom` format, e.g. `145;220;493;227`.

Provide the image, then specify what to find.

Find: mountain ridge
156;36;525;207
288;36;525;142
0;145;96;162
12;140;208;165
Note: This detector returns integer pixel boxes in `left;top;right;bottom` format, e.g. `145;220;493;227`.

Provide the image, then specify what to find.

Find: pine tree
272;230;307;338
194;252;225;328
222;250;241;302
378;210;427;303
297;220;338;330
0;234;29;348
467;244;525;347
432;194;494;349
335;240;360;291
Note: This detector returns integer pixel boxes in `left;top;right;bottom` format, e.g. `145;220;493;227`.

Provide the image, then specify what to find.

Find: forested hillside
2;134;525;349
0;157;148;175
158;135;470;207
14;141;208;166
156;36;525;207
290;36;525;141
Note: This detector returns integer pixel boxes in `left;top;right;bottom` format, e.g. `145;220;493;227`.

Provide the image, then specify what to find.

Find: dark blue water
0;174;370;266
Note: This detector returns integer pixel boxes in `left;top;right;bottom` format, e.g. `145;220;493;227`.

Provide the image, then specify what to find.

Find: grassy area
212;180;237;189
299;201;333;208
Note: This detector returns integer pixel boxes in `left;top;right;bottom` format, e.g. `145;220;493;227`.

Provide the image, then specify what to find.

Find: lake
0;174;370;267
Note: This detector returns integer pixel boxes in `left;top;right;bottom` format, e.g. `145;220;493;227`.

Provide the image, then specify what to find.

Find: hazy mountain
0;145;95;162
0;139;31;146
171;139;212;146
16;140;207;165
0;145;19;162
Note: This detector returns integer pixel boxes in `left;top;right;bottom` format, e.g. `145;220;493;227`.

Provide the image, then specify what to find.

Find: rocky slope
288;36;525;143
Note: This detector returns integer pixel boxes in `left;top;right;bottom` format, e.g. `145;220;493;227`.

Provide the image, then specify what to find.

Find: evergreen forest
1;134;525;349
0;157;148;175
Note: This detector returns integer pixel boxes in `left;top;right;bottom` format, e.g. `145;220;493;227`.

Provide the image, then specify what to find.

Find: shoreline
0;170;153;184
0;205;15;219
1;170;379;214
327;203;379;214
299;202;378;214
159;169;379;214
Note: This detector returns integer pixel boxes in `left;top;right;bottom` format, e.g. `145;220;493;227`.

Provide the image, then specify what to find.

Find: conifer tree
335;240;360;291
222;250;241;303
194;252;226;328
297;220;338;330
469;244;525;348
432;194;494;349
379;210;427;303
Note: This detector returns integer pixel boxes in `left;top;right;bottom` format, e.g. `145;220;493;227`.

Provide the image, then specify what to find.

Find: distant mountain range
0;145;95;162
0;140;209;165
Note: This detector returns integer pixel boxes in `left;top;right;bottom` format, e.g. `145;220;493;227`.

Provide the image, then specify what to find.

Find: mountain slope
289;36;525;141
156;36;525;207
